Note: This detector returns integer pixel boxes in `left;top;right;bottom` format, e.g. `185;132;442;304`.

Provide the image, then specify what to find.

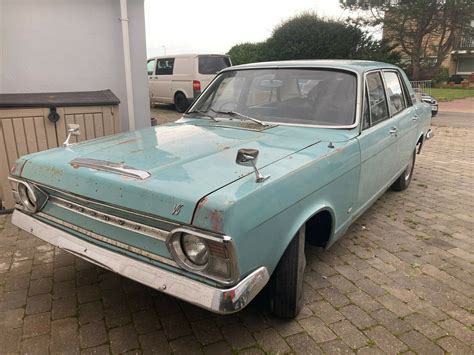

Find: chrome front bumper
12;210;269;314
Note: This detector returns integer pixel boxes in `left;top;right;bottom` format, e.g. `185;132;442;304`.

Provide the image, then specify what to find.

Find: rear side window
198;56;231;74
383;71;406;116
156;58;174;75
366;72;389;125
147;59;156;75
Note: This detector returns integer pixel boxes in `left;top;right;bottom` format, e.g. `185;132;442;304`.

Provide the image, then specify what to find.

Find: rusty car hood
17;119;328;224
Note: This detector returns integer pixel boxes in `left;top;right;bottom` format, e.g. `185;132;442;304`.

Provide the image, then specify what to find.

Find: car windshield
190;68;357;126
198;56;232;74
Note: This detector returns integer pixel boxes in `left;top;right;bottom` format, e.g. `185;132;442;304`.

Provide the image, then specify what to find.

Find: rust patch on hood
210;209;223;233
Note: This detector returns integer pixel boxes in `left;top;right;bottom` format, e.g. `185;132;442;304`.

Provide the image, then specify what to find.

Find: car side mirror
63;124;81;147
236;148;259;166
236;148;270;183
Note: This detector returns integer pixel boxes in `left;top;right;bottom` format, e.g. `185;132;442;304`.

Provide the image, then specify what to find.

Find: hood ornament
236;148;270;183
63;124;81;147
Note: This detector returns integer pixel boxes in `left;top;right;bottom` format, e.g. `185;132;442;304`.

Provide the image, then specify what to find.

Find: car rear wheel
391;150;416;191
174;92;189;113
268;226;306;318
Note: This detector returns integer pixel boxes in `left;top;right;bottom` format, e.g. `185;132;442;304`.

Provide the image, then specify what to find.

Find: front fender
192;139;360;278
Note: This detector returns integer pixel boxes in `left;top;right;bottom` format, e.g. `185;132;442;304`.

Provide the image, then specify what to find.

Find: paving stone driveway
0;123;473;354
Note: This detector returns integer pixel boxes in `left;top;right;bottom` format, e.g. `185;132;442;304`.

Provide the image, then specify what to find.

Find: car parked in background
147;54;232;112
420;93;438;116
9;60;432;318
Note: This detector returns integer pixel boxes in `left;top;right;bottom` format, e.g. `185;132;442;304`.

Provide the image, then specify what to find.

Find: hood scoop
70;158;151;180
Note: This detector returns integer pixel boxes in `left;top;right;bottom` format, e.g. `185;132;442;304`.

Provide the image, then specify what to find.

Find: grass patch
430;88;474;101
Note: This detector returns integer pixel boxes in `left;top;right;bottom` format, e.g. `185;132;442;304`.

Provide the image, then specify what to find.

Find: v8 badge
171;203;184;216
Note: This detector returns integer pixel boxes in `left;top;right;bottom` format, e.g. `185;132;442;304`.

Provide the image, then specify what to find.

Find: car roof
148;54;229;60
221;59;400;74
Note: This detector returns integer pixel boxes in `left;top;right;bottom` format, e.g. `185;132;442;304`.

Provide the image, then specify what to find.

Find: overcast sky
144;0;356;57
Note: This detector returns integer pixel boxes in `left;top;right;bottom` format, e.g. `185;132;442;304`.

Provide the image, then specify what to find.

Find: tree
355;39;403;65
341;0;474;79
265;13;365;60
226;13;401;67
227;42;268;66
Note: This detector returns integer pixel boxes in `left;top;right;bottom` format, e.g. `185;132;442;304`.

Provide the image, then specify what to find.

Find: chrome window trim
364;69;392;127
187;66;362;130
69;158;151;180
37;212;178;268
49;196;168;242
381;69;409;118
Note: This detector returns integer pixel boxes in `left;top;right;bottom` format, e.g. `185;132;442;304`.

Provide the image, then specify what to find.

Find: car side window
383;71;406;116
147;59;156;76
156;58;174;75
366;72;389;125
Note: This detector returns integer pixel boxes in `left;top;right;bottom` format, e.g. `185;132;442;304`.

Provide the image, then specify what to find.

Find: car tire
174;92;189;113
268;225;306;318
391;150;416;191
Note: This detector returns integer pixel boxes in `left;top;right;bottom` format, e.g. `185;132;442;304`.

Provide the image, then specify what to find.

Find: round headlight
18;183;37;212
181;234;209;266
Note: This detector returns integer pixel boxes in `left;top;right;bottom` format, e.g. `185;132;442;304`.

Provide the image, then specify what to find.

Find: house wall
0;0;150;131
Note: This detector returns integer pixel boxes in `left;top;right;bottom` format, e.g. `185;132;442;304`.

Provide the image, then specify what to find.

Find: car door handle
389;127;398;135
412;115;418;121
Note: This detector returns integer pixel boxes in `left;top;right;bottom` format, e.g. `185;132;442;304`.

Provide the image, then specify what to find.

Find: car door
382;70;417;175
147;59;157;104
355;70;399;213
155;58;175;103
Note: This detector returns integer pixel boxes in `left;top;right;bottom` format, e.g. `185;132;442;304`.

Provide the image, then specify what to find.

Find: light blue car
9;60;432;318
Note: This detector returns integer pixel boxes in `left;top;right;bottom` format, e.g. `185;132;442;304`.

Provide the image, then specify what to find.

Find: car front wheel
391;150;416;191
268;226;306;318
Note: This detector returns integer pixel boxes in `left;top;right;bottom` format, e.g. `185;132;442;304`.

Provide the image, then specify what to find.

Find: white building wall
0;0;150;131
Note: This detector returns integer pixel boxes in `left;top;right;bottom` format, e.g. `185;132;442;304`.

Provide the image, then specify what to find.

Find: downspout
119;0;136;131
0;0;4;92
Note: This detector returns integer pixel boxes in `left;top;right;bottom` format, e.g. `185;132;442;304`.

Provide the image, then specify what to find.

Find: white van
147;54;232;112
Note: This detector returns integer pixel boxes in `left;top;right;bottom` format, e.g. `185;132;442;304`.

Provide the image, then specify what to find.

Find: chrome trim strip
12;211;269;314
23;181;180;229
70;158;151;180
49;196;168;241
36;211;177;268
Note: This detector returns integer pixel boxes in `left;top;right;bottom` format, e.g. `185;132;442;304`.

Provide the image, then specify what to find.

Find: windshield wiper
185;110;218;122
209;108;267;126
